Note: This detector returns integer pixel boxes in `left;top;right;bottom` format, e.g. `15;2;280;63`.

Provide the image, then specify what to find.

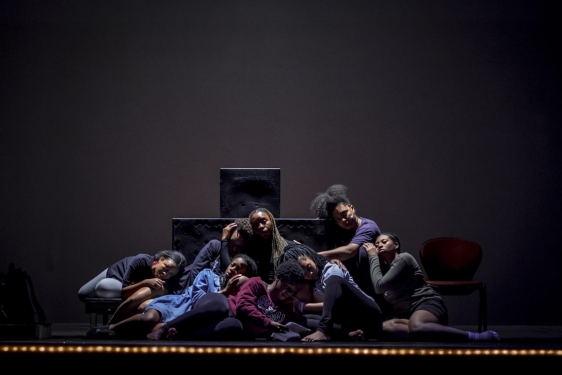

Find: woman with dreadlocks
310;184;391;319
277;242;383;342
246;207;289;284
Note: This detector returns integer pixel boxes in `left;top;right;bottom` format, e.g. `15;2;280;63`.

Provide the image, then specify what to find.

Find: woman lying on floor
147;259;305;341
86;253;258;339
366;232;499;342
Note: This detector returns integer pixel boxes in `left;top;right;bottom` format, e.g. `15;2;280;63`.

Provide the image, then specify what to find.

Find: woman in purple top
310;184;390;317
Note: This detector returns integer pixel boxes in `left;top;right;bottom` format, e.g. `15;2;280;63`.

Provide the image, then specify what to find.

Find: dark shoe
86;326;115;339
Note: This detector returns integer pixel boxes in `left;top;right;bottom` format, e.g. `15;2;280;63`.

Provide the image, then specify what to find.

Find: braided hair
274;259;305;284
234;218;253;240
249;207;288;273
310;184;351;220
277;242;329;274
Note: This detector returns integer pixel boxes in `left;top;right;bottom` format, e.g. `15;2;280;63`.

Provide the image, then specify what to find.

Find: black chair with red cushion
419;237;487;332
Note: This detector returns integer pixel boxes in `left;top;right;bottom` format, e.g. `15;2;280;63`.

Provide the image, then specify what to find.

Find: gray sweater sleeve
369;253;413;294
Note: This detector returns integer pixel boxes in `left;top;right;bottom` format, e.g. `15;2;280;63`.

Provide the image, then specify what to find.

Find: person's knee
140;310;160;324
216;318;245;340
408;320;426;335
95;279;122;298
77;290;88;302
199;294;230;314
325;275;345;288
218;318;243;331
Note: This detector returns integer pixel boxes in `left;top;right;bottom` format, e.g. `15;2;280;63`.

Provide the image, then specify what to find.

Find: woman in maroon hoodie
147;259;305;341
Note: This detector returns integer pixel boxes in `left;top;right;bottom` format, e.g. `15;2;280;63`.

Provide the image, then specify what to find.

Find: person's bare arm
318;243;361;261
121;278;165;299
292;296;323;314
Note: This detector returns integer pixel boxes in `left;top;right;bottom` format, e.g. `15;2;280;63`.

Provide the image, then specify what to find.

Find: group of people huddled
79;184;500;342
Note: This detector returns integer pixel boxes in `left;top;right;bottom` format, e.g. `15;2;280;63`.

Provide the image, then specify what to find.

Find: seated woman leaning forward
86;253;258;339
278;243;383;342
365;232;499;342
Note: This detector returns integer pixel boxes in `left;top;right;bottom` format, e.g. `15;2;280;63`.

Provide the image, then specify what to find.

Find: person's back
230;260;304;339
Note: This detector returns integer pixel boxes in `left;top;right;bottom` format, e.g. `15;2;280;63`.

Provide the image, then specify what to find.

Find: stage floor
2;323;561;368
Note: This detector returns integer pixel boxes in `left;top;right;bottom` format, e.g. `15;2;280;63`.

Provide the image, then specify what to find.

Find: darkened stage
1;324;561;369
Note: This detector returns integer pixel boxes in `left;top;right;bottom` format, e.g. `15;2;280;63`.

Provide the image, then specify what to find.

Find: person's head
151;250;187;280
310;184;359;231
269;259;305;303
248;208;288;271
229;218;253;249
278;243;328;281
374;233;401;254
224;253;259;281
249;208;274;240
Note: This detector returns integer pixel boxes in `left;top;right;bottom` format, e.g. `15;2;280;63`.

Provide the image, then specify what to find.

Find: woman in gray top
366;232;499;342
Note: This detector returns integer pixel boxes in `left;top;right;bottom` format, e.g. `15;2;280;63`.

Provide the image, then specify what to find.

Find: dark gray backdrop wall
1;1;560;325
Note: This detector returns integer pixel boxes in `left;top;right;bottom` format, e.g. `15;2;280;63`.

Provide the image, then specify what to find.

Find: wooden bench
84;298;123;328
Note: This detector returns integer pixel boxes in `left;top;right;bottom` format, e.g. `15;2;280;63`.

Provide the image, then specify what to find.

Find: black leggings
164;292;243;340
318;276;383;340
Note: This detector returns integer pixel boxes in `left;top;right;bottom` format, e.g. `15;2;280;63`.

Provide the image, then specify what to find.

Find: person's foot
166;327;179;340
86;326;115;339
468;330;500;341
480;330;500;341
348;329;365;341
146;327;165;341
302;331;331;342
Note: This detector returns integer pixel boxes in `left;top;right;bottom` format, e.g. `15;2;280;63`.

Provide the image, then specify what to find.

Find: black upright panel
172;218;331;265
219;168;281;218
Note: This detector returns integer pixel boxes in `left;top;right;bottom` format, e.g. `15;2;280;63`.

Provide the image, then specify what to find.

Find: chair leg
90;313;97;328
102;312;109;325
478;284;487;332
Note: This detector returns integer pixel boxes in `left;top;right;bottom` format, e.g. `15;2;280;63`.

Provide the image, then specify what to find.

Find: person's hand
221;222;237;241
298;327;312;338
143;278;165;290
291;297;304;313
223;274;242;294
363;242;379;256
268;321;288;332
329;259;347;271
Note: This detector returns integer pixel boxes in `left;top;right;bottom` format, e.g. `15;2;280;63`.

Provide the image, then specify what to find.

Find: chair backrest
419;237;482;281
